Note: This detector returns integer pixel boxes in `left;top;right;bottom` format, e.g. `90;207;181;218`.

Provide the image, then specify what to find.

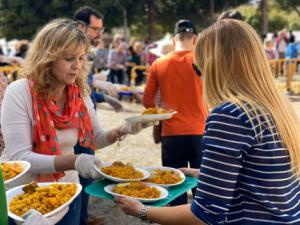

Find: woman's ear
192;36;197;45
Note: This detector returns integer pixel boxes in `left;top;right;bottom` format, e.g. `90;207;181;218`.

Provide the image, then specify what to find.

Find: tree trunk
293;5;300;17
123;8;128;42
260;0;268;37
147;0;156;42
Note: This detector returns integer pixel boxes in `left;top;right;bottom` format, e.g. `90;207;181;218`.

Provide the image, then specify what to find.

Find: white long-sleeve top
0;79;111;185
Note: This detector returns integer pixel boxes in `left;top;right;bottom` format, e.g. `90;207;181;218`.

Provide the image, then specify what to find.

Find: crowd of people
0;5;300;225
263;29;299;60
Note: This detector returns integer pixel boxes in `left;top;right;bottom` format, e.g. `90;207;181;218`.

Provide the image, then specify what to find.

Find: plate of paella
0;161;31;185
104;182;168;203
95;161;150;182
125;107;176;123
6;181;82;222
144;167;185;187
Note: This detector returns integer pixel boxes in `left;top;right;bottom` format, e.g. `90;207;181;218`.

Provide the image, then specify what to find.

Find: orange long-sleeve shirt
143;50;207;136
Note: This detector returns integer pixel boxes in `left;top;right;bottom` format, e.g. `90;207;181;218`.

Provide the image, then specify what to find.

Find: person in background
93;39;108;73
73;6;123;113
276;31;288;59
126;42;145;86
0;71;8;155
145;43;158;66
109;34;125;50
15;40;30;58
126;46;139;82
264;38;279;77
285;33;298;59
285;33;298;93
133;42;146;86
107;41;127;84
1;19;152;225
116;19;300;225
73;6;121;225
264;38;277;60
143;19;208;206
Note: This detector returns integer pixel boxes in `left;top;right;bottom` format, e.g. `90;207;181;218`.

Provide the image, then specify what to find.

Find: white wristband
138;206;152;223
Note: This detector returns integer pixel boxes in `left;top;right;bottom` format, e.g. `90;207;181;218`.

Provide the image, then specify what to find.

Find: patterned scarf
30;81;96;182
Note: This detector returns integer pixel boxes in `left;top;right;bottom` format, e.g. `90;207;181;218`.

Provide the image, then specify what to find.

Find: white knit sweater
1;79;110;185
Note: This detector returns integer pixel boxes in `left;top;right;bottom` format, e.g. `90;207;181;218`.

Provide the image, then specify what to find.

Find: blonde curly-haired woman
1;19;149;225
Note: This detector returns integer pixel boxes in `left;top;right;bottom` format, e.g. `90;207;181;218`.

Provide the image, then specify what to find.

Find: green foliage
237;1;300;33
0;0;254;40
274;0;300;16
237;5;260;31
130;0;248;39
289;14;300;30
268;9;288;31
0;0;76;39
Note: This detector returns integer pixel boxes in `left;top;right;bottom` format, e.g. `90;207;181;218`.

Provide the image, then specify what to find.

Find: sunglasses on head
192;63;202;77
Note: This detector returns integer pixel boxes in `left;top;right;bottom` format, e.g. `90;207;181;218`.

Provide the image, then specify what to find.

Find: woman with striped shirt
115;19;300;224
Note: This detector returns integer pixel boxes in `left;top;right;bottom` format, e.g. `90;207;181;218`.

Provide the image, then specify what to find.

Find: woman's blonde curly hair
20;18;90;99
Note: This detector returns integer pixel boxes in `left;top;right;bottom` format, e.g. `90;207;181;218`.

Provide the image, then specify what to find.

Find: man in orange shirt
143;19;207;205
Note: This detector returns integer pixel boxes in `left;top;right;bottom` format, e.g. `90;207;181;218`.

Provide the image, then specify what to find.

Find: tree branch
292;5;300;17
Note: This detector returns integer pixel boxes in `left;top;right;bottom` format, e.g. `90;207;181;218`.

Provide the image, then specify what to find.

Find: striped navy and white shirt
191;102;300;225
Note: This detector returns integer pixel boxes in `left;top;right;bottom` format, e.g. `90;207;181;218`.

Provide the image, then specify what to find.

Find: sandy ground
88;99;300;225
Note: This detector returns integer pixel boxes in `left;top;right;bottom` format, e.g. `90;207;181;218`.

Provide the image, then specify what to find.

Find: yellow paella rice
9;182;77;216
101;161;143;179
145;169;183;184
142;107;173;115
0;163;23;181
113;182;160;199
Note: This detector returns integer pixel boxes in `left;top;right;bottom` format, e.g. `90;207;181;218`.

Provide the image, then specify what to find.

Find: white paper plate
1;161;31;185
95;163;150;182
145;167;185;187
104;182;168;203
125;111;177;123
6;182;82;222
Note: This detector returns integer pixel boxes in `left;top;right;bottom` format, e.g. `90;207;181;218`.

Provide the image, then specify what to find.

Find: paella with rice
112;182;160;199
145;169;183;185
0;162;24;181
9;182;77;217
100;161;144;179
142;107;173;115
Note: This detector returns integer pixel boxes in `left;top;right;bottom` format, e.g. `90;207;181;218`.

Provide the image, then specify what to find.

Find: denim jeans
74;143;94;225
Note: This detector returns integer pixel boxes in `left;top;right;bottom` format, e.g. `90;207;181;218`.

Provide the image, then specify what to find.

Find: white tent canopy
149;33;173;57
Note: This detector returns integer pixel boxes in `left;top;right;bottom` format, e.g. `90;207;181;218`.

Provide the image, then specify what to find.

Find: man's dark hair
289;34;295;43
217;10;244;21
73;6;103;25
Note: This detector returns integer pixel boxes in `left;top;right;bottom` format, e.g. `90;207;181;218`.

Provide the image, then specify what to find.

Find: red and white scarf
30;81;96;181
